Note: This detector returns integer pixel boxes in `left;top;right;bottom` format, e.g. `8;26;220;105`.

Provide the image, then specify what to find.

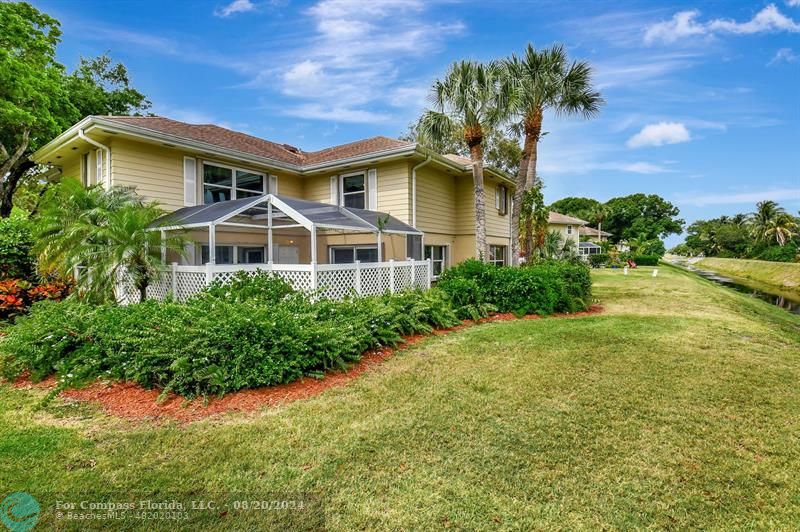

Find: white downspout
411;155;432;228
78;129;111;188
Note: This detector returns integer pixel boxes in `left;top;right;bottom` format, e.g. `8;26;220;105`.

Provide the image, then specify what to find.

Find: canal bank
665;257;800;315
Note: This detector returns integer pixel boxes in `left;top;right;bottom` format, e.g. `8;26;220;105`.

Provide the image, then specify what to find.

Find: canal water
668;259;800;315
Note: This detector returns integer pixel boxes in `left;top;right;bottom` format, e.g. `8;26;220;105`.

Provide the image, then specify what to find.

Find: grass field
696;257;800;292
2;264;800;530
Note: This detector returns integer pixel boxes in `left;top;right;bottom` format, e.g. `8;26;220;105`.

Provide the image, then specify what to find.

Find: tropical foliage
33;179;184;302
417;60;508;260
504;44;603;262
0;2;150;217
678;201;799;261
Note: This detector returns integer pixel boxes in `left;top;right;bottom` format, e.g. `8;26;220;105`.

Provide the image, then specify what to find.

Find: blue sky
33;0;800;246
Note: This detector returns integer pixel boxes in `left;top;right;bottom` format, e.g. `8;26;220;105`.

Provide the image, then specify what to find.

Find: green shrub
756;244;797;263
0;216;35;280
633;255;660;266
438;260;591;316
588;254;608;268
0;273;460;398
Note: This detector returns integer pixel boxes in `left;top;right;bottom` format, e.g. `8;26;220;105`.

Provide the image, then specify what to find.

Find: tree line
0;2;151;217
673;201;799;262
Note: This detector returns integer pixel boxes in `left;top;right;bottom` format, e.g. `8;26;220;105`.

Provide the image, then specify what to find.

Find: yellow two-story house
33;116;518;277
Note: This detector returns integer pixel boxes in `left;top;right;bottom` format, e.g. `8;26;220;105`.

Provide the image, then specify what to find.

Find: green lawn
2;264;800;530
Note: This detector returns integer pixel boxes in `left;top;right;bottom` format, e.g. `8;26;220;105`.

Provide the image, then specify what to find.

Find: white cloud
627;122;691;148
645;4;800;44
679;188;800;206
280;104;390;123
215;0;256;17
266;0;464;122
768;47;799;65
644;10;707;44
788;0;800;7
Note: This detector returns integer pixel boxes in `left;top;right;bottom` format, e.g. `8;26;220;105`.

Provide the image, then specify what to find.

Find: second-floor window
203;162;266;204
496;185;508;215
341;172;366;209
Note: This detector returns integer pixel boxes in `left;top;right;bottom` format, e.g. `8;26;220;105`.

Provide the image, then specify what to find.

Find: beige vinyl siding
415;166;456;234
484;178;510;238
111;138;183;210
60;155;81;182
454;175;475;235
304;161;411;222
548;223;580;246
375;161;410;223
271;170;303;199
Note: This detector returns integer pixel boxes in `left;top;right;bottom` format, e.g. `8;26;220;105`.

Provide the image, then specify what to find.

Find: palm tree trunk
511;138;532;265
524;108;543;190
469;142;488;261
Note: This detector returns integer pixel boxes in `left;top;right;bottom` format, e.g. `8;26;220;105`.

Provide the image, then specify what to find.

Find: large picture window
341;172;366;209
329;245;378;264
201;245;268;264
203;162;265;204
424;245;447;277
489;245;507;267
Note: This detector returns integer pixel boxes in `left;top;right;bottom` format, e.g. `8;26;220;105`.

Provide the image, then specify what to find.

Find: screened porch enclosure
153;194;425;266
121;195;432;303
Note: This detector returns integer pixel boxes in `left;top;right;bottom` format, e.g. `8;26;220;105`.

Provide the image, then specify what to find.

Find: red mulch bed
12;305;603;423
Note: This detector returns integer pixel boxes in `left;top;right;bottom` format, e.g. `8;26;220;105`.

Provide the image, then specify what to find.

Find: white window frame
202;160;267;204
567;225;574;235
424;245;448;279
328;244;379;264
489;245;507;267
339;171;367;209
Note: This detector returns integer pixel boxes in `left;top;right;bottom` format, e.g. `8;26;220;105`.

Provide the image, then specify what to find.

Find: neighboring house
578;226;612;243
547;212;586;248
33;116;515;278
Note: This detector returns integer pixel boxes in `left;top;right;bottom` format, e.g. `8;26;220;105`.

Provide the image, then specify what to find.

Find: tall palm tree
590;204;609;242
504;44;603;263
764;214;798;246
418;60;509;260
34;179;184;302
749;200;786;243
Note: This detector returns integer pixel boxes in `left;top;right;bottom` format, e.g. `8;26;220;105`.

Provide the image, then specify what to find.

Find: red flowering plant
0;278;73;321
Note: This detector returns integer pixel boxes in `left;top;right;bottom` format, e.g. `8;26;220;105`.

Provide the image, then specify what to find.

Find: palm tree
764;214;798;246
749;200;782;240
590;204;609;242
504;44;603;263
418;60;509;260
34;179;184;302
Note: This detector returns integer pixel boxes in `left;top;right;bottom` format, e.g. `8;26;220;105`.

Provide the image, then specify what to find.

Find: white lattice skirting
115;260;433;304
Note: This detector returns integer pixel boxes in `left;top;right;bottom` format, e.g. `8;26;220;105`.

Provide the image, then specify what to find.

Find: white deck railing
116;259;432;304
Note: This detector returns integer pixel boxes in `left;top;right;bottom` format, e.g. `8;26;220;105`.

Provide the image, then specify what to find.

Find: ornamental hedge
0;262;592;398
438;259;592;317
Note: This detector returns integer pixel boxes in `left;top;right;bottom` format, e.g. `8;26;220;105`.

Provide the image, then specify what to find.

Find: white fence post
171;262;178;295
409;258;415;288
355;260;362;295
426;258;432;288
389;259;396;293
268;260;274;274
206;262;214;285
311;261;318;291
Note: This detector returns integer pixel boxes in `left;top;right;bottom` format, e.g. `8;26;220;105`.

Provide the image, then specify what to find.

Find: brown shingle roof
304;136;412;165
101;116;305;165
100;116;413;167
579;226;612;237
548;211;588;225
442;153;472;166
